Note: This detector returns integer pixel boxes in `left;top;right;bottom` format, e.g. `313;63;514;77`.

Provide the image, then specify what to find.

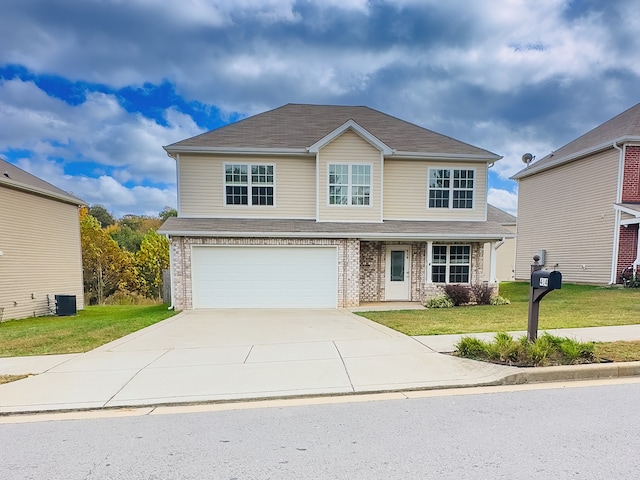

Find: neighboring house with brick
0;158;85;320
159;104;513;309
483;205;516;282
512;102;640;284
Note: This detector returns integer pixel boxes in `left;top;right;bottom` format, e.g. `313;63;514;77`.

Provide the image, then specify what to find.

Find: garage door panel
191;246;338;308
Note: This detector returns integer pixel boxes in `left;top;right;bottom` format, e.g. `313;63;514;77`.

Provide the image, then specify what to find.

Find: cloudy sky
1;0;639;218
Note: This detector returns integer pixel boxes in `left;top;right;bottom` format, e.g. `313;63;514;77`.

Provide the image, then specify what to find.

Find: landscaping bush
443;284;471;306
425;296;454;309
455;332;596;367
471;283;493;305
490;295;511;305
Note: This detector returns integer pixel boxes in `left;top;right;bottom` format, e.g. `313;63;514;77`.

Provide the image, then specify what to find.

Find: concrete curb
499;360;640;385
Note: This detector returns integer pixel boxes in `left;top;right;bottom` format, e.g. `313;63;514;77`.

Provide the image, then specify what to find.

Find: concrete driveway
0;309;513;413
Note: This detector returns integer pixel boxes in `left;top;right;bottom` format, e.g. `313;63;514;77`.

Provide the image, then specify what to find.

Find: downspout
166;233;175;310
610;141;624;284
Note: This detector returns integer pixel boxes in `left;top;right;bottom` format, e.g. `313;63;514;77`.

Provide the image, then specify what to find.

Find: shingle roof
0;158;84;205
512;102;640;179
158;217;513;241
165;103;500;159
487;204;516;225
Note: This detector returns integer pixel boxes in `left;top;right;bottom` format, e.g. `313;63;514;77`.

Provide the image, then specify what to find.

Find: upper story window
329;164;371;206
431;245;471;283
225;164;274;206
428;168;474;209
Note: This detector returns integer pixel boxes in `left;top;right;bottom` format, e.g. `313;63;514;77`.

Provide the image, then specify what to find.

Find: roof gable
0;158;84;205
165;104;500;160
307;119;393;154
513;102;640;179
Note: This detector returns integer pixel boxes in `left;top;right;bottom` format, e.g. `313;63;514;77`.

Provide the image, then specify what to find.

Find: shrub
443;284;471;306
490;295;511;305
471;283;493;305
455;337;489;358
104;290;159;306
455;332;596;367
425;296;454;309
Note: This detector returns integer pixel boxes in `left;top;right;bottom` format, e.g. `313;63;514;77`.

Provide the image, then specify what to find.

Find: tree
159;206;178;221
80;211;135;304
110;224;145;253
135;229;170;300
88;204;116;228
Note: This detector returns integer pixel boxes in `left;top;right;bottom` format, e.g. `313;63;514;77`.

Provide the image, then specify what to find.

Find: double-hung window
431;245;471;283
329;164;371;206
428;168;474;209
225;164;274;206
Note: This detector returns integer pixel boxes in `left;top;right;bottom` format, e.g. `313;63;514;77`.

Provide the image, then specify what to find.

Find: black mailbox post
528;258;562;342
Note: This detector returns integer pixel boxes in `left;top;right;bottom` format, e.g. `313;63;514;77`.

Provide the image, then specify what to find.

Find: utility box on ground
55;294;77;316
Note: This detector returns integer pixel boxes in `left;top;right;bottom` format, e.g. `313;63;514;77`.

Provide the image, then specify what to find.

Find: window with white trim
428;168;474;209
431;245;471;283
329;164;371;206
225;164;274;206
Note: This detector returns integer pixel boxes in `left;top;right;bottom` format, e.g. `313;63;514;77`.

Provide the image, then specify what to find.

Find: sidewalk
1;321;639;416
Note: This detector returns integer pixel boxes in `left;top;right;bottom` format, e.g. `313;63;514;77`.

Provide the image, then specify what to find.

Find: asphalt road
1;381;639;479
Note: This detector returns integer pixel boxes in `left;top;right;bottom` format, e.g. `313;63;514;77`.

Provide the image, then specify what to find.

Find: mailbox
531;270;562;290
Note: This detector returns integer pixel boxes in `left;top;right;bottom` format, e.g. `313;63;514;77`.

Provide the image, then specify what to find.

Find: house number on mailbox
539;277;548;287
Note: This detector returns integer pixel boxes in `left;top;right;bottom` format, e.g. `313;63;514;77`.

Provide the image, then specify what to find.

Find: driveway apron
0;309;513;413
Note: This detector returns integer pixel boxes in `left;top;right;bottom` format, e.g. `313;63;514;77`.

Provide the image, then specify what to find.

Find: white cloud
488;188;518;217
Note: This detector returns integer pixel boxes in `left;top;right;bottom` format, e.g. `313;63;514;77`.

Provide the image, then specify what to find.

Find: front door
385;245;411;301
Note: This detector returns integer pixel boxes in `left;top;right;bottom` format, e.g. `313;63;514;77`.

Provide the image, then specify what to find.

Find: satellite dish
522;153;534;165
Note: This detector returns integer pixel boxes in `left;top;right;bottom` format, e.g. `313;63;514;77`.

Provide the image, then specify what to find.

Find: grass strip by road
0;304;176;357
594;341;640;362
358;282;640;336
0;375;29;385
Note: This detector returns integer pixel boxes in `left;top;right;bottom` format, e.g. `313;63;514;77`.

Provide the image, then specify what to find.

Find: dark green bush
471;283;494;305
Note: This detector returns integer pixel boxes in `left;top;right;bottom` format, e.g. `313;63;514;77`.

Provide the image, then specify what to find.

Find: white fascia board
390;151;501;162
614;204;640;217
164;146;309;157
307;120;393;154
620;218;640;226
159;230;513;241
511;136;640;180
0;179;85;206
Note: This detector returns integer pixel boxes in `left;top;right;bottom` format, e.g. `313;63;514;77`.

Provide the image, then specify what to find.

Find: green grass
594;341;640;362
0;304;176;357
358;282;640;336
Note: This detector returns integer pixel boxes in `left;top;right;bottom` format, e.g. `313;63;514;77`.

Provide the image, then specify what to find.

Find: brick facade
622;146;640;202
616;146;640;281
170;237;359;309
171;237;493;309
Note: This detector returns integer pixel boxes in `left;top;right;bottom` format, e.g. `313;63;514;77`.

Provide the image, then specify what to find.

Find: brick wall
622;146;640;202
616;224;639;281
359;241;385;302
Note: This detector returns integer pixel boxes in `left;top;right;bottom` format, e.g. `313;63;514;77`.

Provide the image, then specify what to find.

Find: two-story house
512;102;640;284
159;104;512;309
0;157;85;320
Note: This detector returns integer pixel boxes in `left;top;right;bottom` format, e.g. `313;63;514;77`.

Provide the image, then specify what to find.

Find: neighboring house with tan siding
483;205;516;282
0;158;85;320
512;102;640;284
159;104;513;309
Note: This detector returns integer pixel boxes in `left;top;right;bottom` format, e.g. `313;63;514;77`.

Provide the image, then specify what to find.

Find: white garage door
191;246;338;308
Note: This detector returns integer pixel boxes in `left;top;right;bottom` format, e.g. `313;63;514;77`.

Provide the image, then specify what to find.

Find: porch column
426;241;433;284
489;241;497;283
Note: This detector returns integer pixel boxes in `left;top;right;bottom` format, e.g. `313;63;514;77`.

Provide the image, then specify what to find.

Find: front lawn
0;304;177;357
358;282;640;336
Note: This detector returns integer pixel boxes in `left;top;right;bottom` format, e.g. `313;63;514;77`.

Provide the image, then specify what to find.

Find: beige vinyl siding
317;130;382;222
483;224;516;282
179;154;316;218
0;187;84;321
384;160;487;221
515;148;619;283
